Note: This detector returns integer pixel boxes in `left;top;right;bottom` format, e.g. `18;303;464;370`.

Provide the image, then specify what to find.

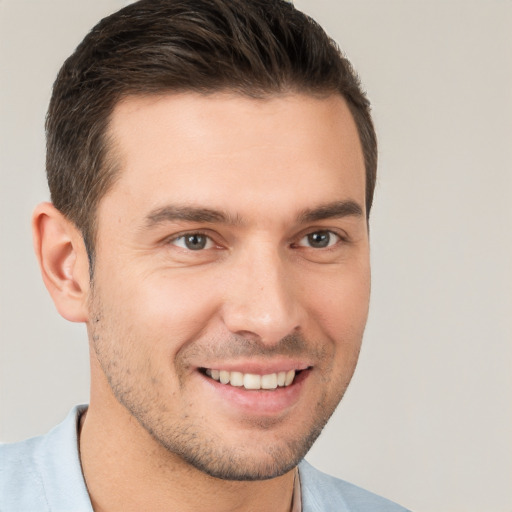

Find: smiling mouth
201;368;307;390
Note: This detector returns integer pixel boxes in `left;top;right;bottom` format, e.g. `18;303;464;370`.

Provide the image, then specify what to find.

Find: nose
220;244;302;346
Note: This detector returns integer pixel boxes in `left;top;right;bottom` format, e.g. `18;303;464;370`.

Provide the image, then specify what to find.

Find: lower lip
199;369;311;416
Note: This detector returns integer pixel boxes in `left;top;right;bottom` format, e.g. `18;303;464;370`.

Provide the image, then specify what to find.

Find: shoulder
0;432;51;511
298;460;412;512
0;405;92;512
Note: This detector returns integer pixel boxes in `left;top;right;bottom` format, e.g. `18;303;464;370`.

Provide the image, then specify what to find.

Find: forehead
102;92;365;221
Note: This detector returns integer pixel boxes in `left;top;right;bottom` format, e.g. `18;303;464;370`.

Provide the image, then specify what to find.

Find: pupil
308;232;330;248
185;234;207;250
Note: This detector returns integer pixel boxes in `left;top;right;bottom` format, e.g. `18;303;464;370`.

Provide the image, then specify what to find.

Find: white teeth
205;369;297;390
230;371;244;387
243;373;261;390
261;373;278;390
285;370;295;386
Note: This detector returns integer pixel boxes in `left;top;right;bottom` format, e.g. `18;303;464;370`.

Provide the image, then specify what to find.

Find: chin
176;445;303;481
150;415;327;482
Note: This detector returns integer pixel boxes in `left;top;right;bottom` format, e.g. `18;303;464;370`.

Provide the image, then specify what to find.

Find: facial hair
88;288;359;481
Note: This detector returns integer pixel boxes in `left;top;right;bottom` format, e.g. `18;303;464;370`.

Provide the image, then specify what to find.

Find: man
0;0;410;510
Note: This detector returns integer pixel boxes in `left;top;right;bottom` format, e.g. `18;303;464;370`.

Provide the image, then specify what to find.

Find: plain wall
1;1;511;511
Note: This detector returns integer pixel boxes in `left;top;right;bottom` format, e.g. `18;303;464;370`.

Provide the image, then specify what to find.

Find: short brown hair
46;0;377;265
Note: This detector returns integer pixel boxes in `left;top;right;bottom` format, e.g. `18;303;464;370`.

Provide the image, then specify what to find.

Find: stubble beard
87;289;358;482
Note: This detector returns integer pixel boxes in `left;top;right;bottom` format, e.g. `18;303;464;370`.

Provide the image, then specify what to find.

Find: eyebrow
145;205;242;228
144;199;364;230
297;200;364;223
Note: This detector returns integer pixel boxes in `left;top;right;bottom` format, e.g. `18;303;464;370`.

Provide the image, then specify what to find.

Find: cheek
304;266;370;338
98;268;224;352
308;273;369;390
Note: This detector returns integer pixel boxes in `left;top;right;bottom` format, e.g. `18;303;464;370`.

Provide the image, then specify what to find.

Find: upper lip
198;359;312;374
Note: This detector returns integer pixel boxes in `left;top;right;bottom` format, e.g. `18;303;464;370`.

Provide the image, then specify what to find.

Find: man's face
88;92;370;480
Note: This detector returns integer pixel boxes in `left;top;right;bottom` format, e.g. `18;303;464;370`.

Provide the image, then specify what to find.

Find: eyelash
169;232;217;251
167;229;346;251
295;230;343;249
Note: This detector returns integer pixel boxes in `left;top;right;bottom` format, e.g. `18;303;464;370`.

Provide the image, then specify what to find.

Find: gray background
1;1;511;511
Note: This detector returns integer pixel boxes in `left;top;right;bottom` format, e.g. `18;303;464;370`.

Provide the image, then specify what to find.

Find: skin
33;92;370;512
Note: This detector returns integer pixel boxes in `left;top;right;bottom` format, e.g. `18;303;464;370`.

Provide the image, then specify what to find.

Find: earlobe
32;202;90;322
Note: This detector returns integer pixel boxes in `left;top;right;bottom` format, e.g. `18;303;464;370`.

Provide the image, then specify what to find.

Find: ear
32;202;91;322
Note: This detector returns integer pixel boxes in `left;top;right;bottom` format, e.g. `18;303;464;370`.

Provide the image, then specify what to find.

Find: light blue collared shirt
0;406;411;512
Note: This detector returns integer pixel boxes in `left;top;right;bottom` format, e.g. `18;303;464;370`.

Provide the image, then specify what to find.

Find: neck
79;402;297;512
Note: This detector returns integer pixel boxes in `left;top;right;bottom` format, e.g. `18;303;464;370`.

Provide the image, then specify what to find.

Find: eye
171;233;214;251
297;230;340;249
